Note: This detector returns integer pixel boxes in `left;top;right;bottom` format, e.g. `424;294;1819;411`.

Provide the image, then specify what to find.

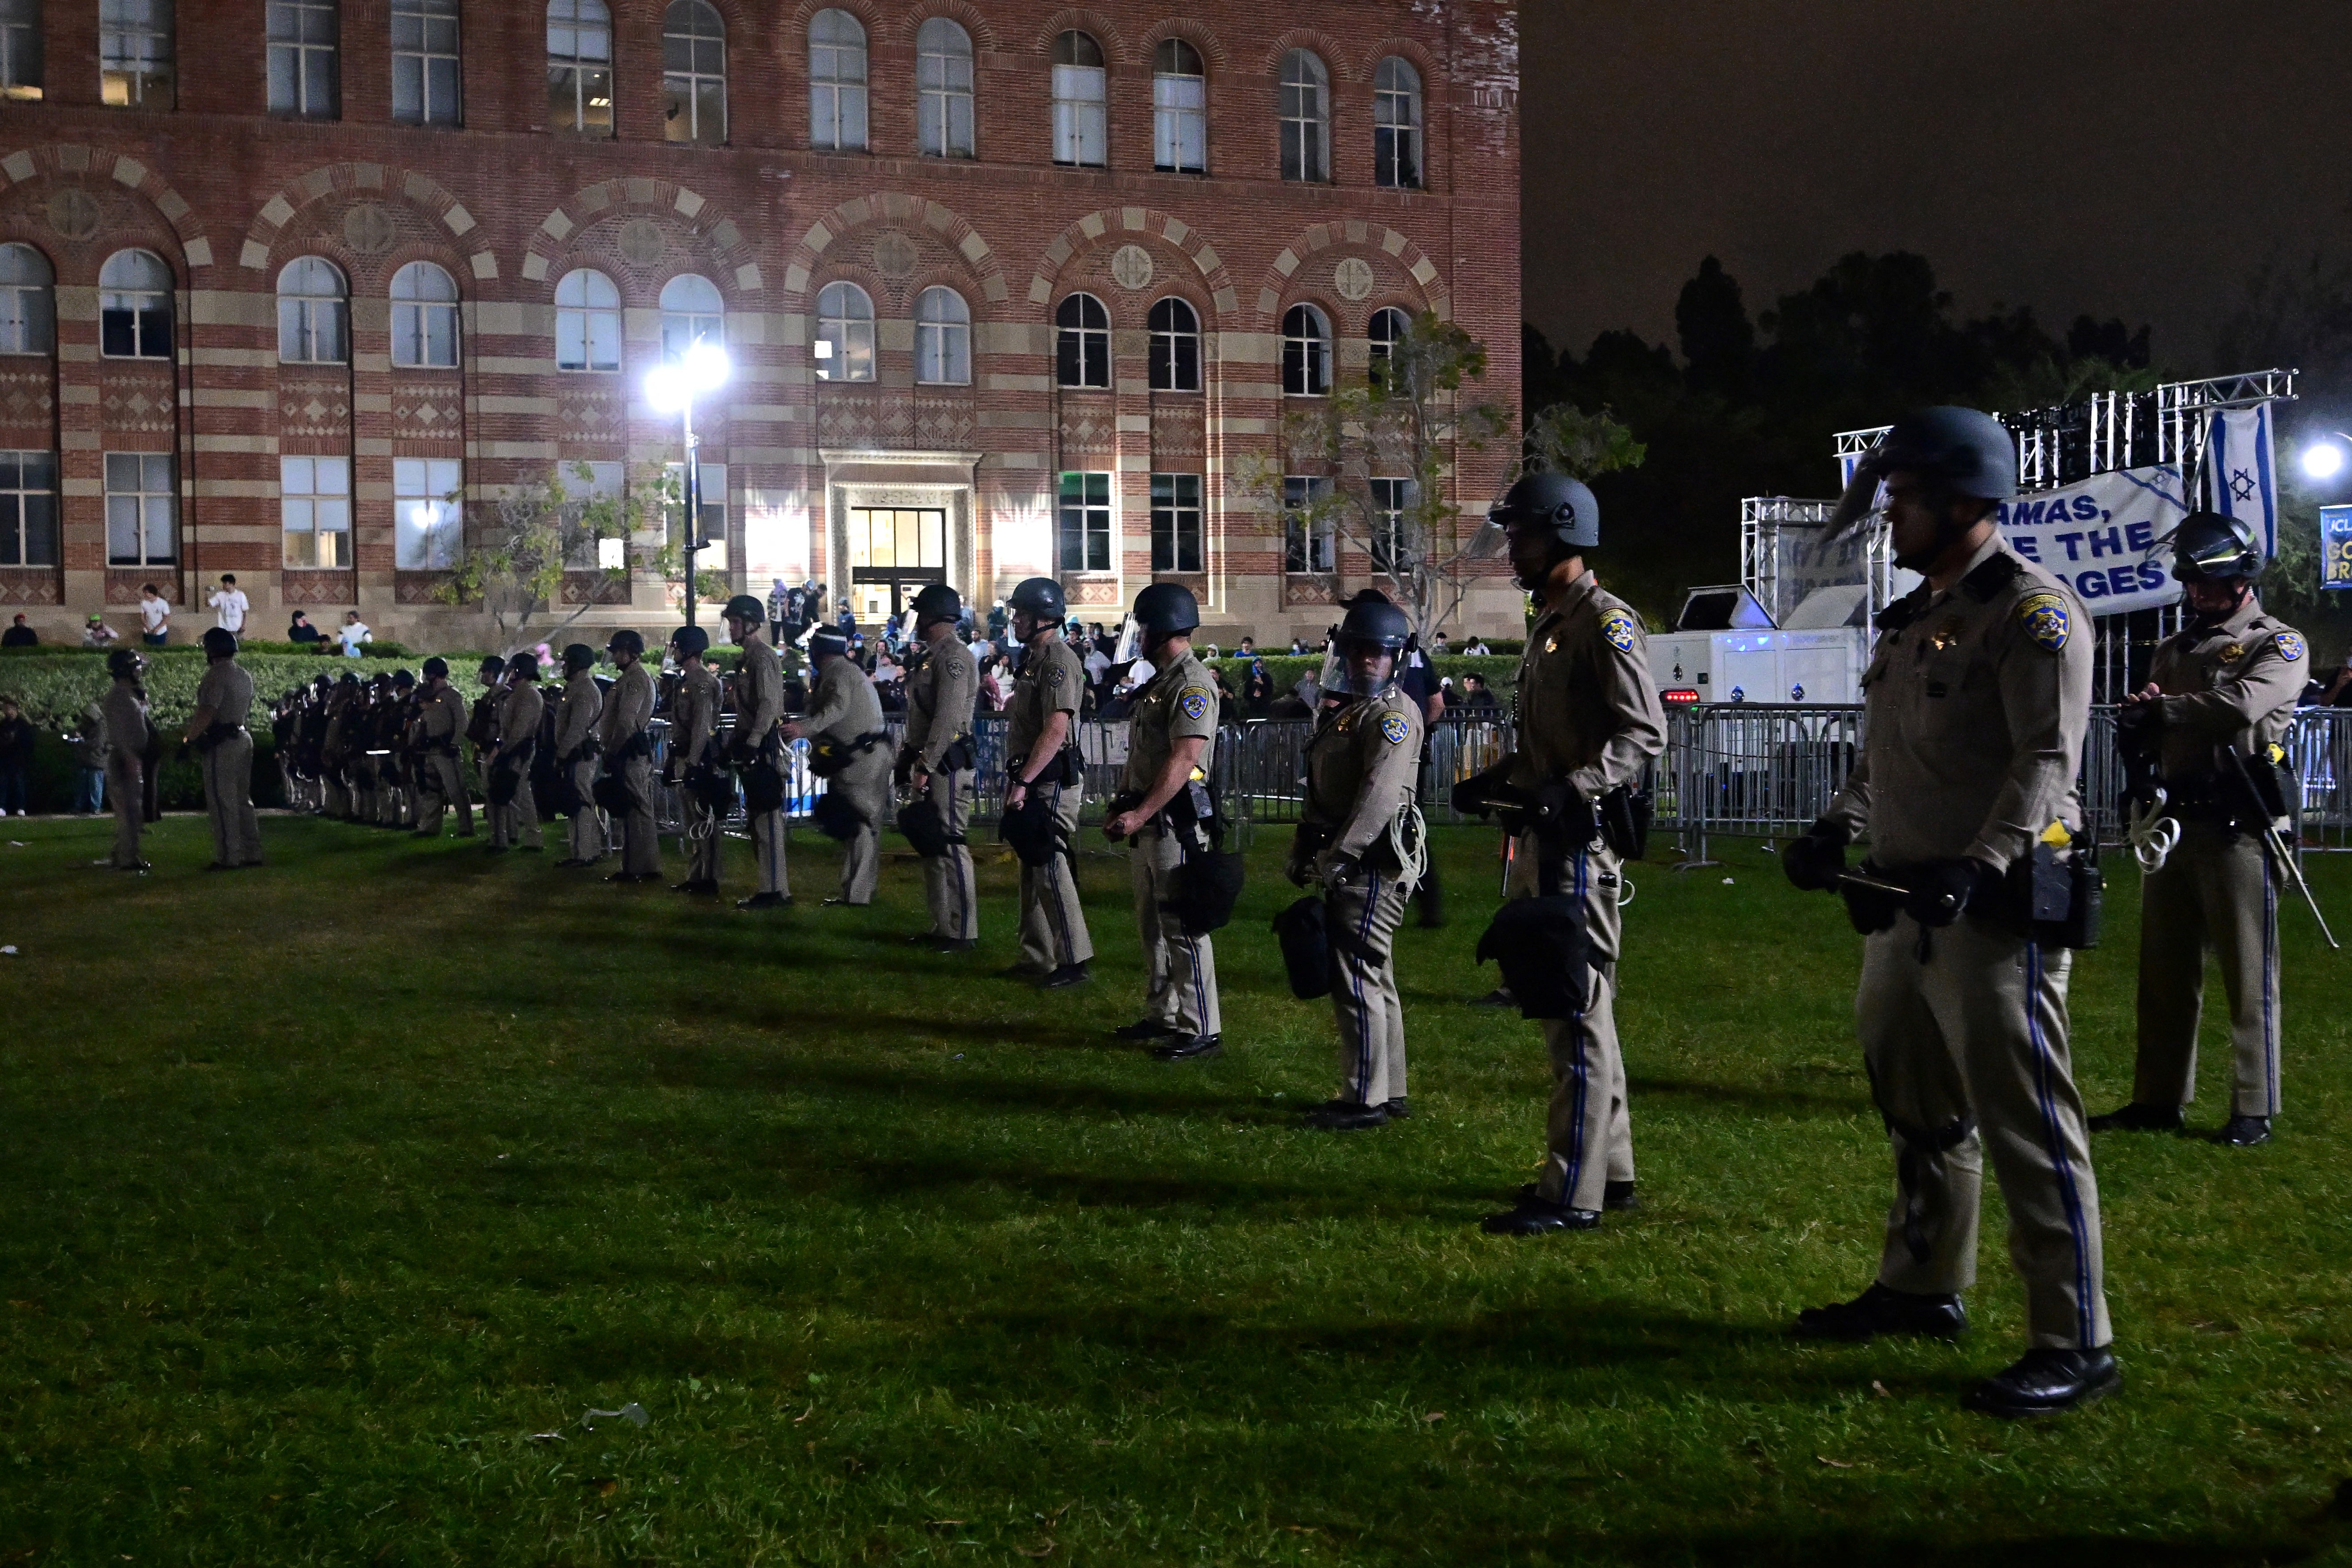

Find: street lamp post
645;341;732;629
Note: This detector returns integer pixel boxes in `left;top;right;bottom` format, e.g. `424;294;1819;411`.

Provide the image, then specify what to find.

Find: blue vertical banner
2322;505;2352;591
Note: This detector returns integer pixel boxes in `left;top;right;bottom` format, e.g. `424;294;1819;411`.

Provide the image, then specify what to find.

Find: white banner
2205;404;2279;559
1996;464;2191;614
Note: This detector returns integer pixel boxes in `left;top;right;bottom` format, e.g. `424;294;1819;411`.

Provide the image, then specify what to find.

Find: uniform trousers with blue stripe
1132;823;1220;1039
1017;780;1092;971
1511;832;1636;1214
1324;869;1410;1107
1858;911;2111;1349
2133;821;2281;1118
920;766;979;941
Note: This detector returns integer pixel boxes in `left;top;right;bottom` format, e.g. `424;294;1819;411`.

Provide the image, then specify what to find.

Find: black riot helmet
670;624;710;659
107;648;146;680
2171;509;2262;582
1132;582;1200;645
1831;405;2019;536
509;651;541;682
808;627;849;662
1008;576;1065;623
1489;471;1601;551
391;668;416;689
606;628;645;658
1337;598;1412;652
478;655;506;679
200;626;238;659
910;583;962;629
337;671;360;688
421;656;450;681
562;642;597;675
722;593;766;628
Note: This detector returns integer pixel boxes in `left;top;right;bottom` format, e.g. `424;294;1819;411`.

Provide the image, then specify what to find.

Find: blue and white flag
2205;405;2279;558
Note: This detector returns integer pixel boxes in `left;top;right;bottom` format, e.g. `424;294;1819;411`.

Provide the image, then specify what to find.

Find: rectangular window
280;455;351;569
917;42;972;157
100;286;172;360
268;0;338;119
105;452;176;567
563;459;624;568
1153;74;1205;173
1369;477;1415;575
666;461;727;571
1057;471;1111;573
1150;473;1202;574
100;0;173;107
0;449;56;566
1283;475;1332;574
394;456;462;570
546;0;611;136
0;275;52;355
0;0;42;100
1052;65;1106;166
391;0;460;125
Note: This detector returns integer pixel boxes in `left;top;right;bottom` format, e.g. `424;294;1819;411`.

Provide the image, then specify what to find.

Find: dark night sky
1521;0;2352;376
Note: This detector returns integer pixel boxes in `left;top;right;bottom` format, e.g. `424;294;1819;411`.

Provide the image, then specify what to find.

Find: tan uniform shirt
599;663;653;751
804;654;883;744
1826;535;2093;871
1008;638;1083;762
735;633;784;744
1508;570;1665;798
495;682;544;762
1305;685;1424;856
555;673;601;756
904;635;977;769
102;680;149;759
1122;650;1219;797
2148;595;2307;781
674;663;721;763
195;660;256;728
420;685;466;742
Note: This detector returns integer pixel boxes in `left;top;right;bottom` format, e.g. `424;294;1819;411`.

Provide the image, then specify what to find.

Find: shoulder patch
1379;710;1410;746
1178;686;1211;721
2276;629;2307;662
1046;662;1065;686
2016;590;2071;653
1599;607;1639;653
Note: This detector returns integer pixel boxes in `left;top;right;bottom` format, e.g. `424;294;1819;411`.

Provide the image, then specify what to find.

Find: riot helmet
670;625;711;659
509;652;541;681
1132;582;1200;648
107;648;145;681
562;643;597;675
910;583;962;629
1489;471;1601;552
808;628;850;662
1007;576;1065;628
2171;510;2262;582
1831;405;2018;537
391;668;416;689
721;594;766;632
478;655;506;679
606;628;645;658
200;626;238;659
421;656;450;681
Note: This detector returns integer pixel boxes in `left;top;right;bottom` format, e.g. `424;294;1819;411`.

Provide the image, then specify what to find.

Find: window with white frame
1279;50;1328;182
1283;475;1332;573
99;250;173;360
808;8;867;152
267;0;337;118
916;17;973;158
0;0;42;100
662;0;724;145
101;0;173;107
1374;56;1422;189
1058;471;1111;573
1150;472;1202;573
1147;297;1199;392
1056;293;1109;389
1369;476;1415;575
390;261;459;368
280;455;352;569
659;273;722;361
555;267;620;371
666;460;727;570
546;0;612;136
0;244;54;355
106;452;176;567
277;256;348;364
914;287;969;386
1368;306;1410;387
1152;39;1205;173
1051;31;1105;167
814;281;873;382
0;450;56;566
395;456;462;570
390;0;459;125
1282;303;1330;396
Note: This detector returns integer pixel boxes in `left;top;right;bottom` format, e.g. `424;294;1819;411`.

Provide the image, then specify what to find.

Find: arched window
100;0;175;108
555;268;620;371
1055;292;1109;389
390;261;460;368
100;249;173;360
662;0;724;146
0;0;41;100
0;244;54;355
1368;305;1410;385
1279;50;1328;183
914;287;969;386
808;9;867;152
1152;38;1204;173
915;17;973;159
546;0;612;136
391;0;460;125
1050;31;1105;167
1148;297;1199;393
1282;303;1329;396
814;281;874;382
1374;57;1422;188
276;256;347;364
659;273;723;360
267;0;339;119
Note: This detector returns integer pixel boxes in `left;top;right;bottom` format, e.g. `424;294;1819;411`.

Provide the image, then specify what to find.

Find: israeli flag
2205;404;2279;558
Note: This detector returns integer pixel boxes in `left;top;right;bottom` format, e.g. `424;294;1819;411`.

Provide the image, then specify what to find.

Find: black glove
1782;817;1850;893
1322;851;1363;889
1450;759;1516;818
1904;857;1993;928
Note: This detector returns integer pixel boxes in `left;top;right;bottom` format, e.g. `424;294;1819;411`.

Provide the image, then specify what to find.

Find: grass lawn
4;813;2351;1566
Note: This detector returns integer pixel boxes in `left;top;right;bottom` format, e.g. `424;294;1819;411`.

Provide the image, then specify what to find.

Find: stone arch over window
0;144;215;272
1253;220;1448;326
1030;8;1130;63
781;192;1005;310
522;177;761;297
1025;207;1239;322
238;161;492;282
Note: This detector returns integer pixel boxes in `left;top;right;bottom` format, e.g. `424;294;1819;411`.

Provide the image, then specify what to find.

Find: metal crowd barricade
1662;704;1864;866
2288;705;2352;851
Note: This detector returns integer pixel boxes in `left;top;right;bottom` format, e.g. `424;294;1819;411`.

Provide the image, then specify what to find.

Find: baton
2258;822;2341;950
1837;871;1911;898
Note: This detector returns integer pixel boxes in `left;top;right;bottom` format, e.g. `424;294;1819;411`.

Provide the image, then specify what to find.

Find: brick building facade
0;0;1520;646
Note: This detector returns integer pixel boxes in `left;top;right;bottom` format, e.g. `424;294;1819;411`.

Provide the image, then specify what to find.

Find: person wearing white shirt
338;610;372;657
207;574;250;636
138;584;170;647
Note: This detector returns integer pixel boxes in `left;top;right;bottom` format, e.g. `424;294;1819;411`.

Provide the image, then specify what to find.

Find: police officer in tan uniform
185;627;264;868
784;628;892;906
552;644;606;867
1103;583;1224;1060
2092;511;2309;1147
598;628;661;882
411;657;472;838
1460;474;1662;1233
899;583;980;951
1291;597;1425;1128
1002;577;1092;988
489;652;545;852
467;655;506;798
664;625;725;895
1782;406;2116;1418
723;593;793;909
101;648;152;870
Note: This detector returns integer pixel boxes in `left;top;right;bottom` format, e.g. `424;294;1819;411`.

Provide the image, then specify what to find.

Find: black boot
1380;1097;1410;1119
2215;1115;2272;1147
735;892;791;910
1149;1033;1223;1062
1481;1190;1601;1235
1112;1018;1178;1042
1302;1099;1388;1131
1038;962;1091;989
2087;1101;2183;1133
1791;1282;1968;1342
1962;1346;2121;1418
1603;1181;1639;1212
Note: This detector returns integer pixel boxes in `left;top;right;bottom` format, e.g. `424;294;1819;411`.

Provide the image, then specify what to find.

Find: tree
1235;313;1508;639
433;461;671;654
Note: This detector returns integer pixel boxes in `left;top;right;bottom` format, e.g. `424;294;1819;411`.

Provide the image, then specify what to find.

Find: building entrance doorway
847;506;948;624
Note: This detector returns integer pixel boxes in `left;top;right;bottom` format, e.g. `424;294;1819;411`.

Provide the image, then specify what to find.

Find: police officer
723;593;793;909
489;652;546;852
1462;473;1663;1232
783;628;892;905
321;673;360;821
184;627;264;868
1003;577;1092;987
553;643;607;868
467;654;506;796
1102;583;1224;1060
2092;511;2309;1147
1291;598;1425;1128
101;648;152;870
1781;406;2115;1418
381;668;418;829
599;629;661;882
899;583;980;951
412;656;472;838
667;625;724;895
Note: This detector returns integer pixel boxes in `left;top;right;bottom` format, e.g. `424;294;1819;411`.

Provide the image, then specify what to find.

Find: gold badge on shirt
1931;618;1962;651
2219;643;2245;663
